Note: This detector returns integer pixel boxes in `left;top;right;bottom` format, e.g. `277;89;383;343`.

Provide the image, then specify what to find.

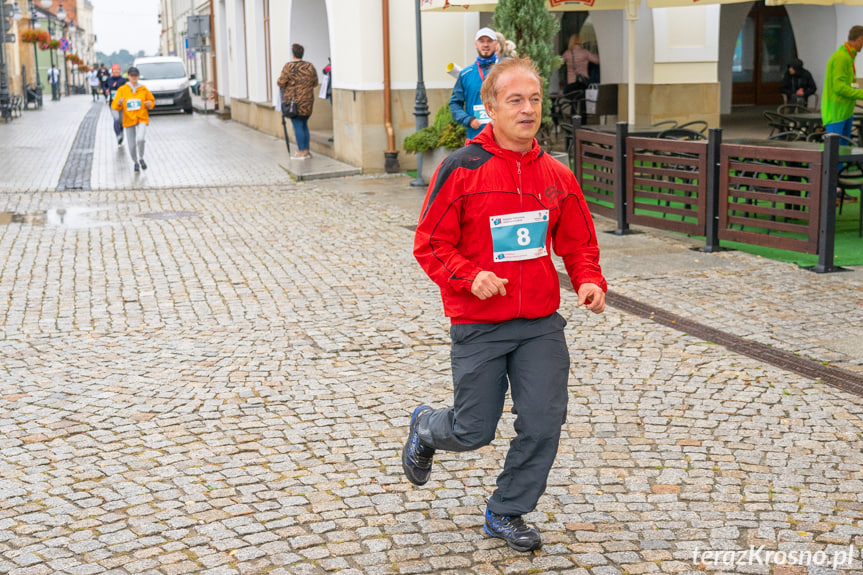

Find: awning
765;0;863;4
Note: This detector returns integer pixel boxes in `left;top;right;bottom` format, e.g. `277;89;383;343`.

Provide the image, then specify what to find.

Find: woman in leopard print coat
278;43;319;159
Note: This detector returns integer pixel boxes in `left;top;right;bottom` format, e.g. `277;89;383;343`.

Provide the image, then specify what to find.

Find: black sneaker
134;162;140;173
402;405;435;485
118;135;123;146
139;159;147;170
484;508;542;552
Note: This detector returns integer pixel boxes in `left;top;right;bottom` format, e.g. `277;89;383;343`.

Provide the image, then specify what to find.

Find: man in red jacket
404;57;606;553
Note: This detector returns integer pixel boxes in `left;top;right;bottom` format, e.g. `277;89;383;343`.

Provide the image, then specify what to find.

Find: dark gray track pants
417;312;570;516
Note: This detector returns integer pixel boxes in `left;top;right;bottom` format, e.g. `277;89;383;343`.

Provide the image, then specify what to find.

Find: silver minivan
133;56;193;114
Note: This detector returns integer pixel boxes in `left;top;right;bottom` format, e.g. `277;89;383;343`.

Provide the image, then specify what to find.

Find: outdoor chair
676;120;708;135
767;131;801;142
657;128;706;141
651;120;678;130
777;103;807;115
763;111;797;137
807;132;863;236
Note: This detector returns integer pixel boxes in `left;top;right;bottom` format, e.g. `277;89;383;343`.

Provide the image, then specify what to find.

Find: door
732;3;796;106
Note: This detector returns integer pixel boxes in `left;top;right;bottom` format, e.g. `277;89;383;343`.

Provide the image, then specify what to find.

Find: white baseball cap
475;27;497;41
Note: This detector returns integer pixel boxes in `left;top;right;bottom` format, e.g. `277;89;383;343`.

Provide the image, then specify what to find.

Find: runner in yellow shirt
111;66;155;173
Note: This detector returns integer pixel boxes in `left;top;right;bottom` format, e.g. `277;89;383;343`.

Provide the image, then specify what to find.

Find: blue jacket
449;59;496;140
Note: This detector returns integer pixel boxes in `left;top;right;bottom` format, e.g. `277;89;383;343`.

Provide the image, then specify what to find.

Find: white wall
786;5;836;108
215;0;231;100
590;2;653;86
718;2;753;115
288;0;327;88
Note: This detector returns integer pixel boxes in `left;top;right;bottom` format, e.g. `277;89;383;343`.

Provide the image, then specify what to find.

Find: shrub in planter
404;106;467;154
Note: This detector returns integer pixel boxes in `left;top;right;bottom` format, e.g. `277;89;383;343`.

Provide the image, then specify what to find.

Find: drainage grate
56;102;102;192
558;272;863;395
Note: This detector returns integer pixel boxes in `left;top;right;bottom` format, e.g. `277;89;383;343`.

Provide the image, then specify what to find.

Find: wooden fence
626;137;708;236
720;144;822;254
574;129;616;221
572;126;841;271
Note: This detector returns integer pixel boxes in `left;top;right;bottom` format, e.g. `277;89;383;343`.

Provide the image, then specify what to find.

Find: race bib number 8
490;210;549;262
126;98;142;111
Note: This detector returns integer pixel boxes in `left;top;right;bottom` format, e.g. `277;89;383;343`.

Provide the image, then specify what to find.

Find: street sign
3;34;14;43
187;14;210;38
59;37;68;51
186;49;194;60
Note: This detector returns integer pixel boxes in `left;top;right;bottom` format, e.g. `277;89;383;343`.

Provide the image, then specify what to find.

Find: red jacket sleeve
553;175;607;293
413;163;481;293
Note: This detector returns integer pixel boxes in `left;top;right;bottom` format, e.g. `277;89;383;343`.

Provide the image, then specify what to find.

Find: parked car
133;56;193;114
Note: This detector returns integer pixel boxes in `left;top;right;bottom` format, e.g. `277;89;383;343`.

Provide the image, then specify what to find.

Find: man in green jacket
823;26;863;142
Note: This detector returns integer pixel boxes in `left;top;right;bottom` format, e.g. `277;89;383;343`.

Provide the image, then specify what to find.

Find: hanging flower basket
21;29;51;44
39;39;61;50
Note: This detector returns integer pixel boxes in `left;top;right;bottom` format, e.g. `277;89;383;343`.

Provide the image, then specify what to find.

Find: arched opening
558;13;601;91
732;2;797;106
288;0;333;148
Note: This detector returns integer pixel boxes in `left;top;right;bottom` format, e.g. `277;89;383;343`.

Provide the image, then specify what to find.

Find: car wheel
184;107;193;114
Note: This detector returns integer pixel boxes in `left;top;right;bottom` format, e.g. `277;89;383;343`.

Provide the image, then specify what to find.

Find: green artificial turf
716;199;862;267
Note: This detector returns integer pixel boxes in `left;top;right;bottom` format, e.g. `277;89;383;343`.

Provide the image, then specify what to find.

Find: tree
493;0;561;126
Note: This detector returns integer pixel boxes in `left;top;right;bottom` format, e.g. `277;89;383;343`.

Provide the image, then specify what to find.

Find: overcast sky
91;0;161;56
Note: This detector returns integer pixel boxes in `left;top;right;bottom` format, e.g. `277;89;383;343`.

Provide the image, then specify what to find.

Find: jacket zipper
516;159;523;318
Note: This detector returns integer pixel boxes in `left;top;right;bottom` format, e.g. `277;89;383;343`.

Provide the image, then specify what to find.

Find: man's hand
145;101;154;109
469;118;481;130
117;97;125;105
471;271;509;300
796;88;804;96
577;283;605;314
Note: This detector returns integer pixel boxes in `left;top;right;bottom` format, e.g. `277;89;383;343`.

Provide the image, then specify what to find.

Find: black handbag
284;98;299;118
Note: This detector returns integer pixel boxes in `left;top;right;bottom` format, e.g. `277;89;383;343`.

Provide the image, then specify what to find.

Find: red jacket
414;125;607;324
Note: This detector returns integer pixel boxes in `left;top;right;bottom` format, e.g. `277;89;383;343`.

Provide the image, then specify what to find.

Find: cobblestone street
2;96;863;575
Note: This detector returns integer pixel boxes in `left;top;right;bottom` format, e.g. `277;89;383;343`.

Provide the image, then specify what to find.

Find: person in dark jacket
277;43;318;160
404;57;606;554
105;64;128;145
781;58;817;107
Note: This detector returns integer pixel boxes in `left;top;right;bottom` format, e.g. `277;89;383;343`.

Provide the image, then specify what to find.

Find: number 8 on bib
489;210;549;262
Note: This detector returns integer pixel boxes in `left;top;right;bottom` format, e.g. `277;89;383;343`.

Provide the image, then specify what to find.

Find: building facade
3;0;95;99
158;0;863;172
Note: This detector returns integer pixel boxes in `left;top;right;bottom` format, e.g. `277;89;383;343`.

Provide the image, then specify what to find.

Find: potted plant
21;29;51;44
404;105;467;180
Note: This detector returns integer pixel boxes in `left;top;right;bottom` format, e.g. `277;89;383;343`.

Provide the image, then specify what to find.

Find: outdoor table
724;138;863;162
582;124;664;138
779;113;863;144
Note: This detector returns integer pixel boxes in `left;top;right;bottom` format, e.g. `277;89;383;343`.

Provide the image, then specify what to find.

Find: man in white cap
449;27;499;141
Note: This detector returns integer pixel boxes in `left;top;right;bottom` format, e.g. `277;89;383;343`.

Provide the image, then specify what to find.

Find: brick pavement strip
2;99;863;573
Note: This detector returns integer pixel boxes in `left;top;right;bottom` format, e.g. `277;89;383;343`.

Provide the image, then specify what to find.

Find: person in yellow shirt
111;67;155;173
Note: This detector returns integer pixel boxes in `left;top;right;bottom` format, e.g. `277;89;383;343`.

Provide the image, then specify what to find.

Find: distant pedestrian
111;66;155;174
86;68;101;101
47;65;60;101
496;32;517;60
106;64;128;146
823;26;863;143
97;63;110;101
277;43;318;160
449;27;499;141
561;33;599;100
781;58;817;107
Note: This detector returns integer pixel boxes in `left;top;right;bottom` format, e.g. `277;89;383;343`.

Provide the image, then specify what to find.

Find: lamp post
410;0;430;188
0;0;11;121
28;0;51;107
